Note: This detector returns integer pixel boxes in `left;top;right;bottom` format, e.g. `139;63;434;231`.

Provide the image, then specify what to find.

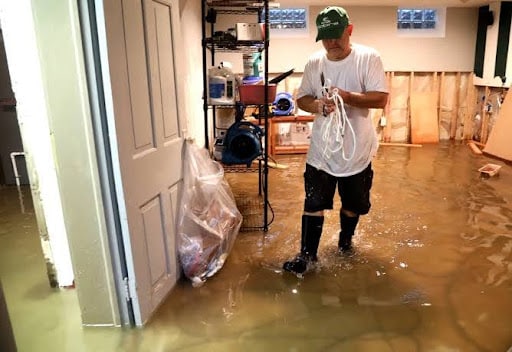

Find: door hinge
123;277;131;301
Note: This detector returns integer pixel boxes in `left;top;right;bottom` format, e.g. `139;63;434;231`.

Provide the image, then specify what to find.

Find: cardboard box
277;122;312;146
236;23;264;41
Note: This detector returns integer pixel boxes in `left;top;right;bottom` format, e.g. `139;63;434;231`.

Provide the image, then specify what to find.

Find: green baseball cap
315;6;350;42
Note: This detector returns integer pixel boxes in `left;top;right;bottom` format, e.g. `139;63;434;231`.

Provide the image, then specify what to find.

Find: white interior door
101;0;184;325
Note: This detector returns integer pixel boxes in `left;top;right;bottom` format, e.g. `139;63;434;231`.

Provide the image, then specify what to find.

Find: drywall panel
483;88;512;161
214;6;478;74
410;92;440;144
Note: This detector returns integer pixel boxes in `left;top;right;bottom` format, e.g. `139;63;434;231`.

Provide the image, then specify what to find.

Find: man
283;6;389;277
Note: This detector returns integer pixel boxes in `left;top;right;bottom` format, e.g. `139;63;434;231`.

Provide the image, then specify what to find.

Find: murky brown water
1;141;511;351
149;142;512;351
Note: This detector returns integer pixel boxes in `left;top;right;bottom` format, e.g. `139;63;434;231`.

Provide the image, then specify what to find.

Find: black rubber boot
338;211;359;254
283;215;324;277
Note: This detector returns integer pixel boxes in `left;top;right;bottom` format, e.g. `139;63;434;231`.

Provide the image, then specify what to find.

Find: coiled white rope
320;83;356;161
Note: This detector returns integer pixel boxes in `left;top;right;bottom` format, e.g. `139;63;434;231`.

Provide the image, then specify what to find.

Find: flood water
1;141;511;352
149;141;512;352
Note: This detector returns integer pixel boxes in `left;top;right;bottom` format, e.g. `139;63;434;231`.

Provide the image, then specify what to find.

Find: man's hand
318;96;337;116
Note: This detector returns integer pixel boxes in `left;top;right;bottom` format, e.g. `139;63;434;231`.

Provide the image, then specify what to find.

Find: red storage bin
239;84;277;105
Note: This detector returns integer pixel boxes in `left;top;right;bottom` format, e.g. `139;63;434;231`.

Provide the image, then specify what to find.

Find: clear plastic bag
177;141;242;286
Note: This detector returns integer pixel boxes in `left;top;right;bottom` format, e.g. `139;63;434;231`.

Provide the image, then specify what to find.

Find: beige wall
187;5;479;143
473;2;512;87
180;0;205;145
213;6;478;74
347;6;478;72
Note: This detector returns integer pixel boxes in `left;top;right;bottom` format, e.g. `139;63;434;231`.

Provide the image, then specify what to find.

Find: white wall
348;6;478;72
180;0;206;146
213;6;478;74
0;0;74;287
183;4;480;143
473;2;512;87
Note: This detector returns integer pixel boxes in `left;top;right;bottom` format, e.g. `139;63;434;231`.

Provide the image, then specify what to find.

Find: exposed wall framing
276;71;507;144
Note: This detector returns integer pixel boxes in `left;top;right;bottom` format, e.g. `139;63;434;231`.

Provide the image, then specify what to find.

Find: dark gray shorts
303;163;374;215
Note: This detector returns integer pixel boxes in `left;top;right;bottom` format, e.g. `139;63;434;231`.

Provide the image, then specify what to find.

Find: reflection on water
147;142;512;352
3;142;510;351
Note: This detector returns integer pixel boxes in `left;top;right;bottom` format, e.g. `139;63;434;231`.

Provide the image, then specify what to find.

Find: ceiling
277;0;492;8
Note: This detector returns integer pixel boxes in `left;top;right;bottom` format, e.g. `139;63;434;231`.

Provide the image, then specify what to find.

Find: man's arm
297;95;325;114
336;90;388;109
297;90;388;116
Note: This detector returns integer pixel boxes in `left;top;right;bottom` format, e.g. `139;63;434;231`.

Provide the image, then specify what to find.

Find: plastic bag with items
177;141;243;287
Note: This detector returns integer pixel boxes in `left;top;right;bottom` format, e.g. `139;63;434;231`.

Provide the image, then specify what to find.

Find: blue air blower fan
221;121;263;166
273;92;294;116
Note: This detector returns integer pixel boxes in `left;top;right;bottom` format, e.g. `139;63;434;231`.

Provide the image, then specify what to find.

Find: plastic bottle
252;53;263;78
243;53;255;78
207;62;236;105
208;66;224;104
219;62;236;103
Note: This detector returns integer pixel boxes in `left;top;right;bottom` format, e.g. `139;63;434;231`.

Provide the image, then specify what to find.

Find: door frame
1;0;188;327
78;0;135;326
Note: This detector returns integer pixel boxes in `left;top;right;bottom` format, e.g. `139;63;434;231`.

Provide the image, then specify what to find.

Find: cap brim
315;26;345;42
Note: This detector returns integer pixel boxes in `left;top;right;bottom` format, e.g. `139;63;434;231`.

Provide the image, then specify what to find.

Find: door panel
147;1;180;140
102;0;183;325
122;0;154;150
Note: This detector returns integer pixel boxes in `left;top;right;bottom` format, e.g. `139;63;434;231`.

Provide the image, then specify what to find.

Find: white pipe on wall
9;151;25;188
10;151;26;214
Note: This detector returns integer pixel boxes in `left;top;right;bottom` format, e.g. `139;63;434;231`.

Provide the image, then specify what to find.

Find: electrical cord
320;79;356;161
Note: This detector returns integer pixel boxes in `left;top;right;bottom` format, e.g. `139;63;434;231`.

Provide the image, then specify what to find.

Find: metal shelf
221;163;261;173
203;38;265;53
206;1;267;10
202;0;272;231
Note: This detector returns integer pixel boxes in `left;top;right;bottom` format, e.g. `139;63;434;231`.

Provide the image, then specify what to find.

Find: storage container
207;63;236;105
478;163;502;177
238;84;276;105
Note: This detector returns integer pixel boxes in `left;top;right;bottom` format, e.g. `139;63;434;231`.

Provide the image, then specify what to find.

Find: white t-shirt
297;43;388;177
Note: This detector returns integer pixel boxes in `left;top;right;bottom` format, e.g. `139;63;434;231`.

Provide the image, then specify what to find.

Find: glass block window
397;8;437;29
397;7;446;38
260;8;308;35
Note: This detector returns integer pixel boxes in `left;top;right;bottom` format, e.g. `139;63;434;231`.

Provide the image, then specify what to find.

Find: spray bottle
252;52;263;78
242;52;263;79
